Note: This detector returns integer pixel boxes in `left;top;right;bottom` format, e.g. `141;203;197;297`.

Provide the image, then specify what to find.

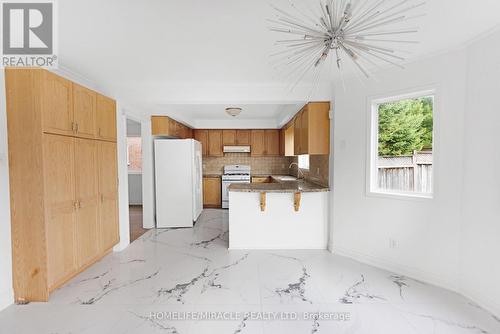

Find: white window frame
367;89;436;200
298;154;310;170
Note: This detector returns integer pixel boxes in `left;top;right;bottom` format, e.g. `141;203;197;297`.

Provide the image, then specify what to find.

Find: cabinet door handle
78;200;82;209
98;127;101;137
71;122;76;132
73;201;79;210
75;123;79;133
100;194;104;203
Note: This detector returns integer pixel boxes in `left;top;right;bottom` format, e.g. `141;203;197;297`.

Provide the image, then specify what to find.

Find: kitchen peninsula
228;176;329;249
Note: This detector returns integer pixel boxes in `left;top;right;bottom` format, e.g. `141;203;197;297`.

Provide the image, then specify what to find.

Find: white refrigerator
154;139;203;228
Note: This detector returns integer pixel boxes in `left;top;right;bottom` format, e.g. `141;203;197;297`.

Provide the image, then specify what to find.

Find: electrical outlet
389;238;398;249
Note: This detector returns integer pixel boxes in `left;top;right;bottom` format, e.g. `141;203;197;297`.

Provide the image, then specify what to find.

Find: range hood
223;146;251;153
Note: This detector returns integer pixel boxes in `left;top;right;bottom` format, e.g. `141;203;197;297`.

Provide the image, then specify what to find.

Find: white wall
114;107;131;251
331;50;468;291
0;71;14;311
141;119;155;229
460;30;500;316
331;30;500;316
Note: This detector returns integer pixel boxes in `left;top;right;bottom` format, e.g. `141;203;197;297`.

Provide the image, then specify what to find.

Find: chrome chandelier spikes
269;0;426;89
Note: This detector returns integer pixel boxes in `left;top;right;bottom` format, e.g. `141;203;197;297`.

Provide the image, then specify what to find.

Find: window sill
367;190;433;202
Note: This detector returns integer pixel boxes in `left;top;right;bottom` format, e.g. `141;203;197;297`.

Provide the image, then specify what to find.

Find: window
127;137;142;173
298;155;309;170
369;92;434;197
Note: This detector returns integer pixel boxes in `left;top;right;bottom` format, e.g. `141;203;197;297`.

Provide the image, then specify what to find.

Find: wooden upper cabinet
223;130;251;146
151;116;169;136
73;84;97;139
299;109;309;155
42;71;74;136
96;94;117;142
97;141;119;252
43;134;77;289
251;130;266;156
194;129;209;156
284;125;295;156
223;130;237;145
74;139;100;267
292;102;330;155
151;116;192;139
208;130;223;157
236;130;251;145
265;130;280;156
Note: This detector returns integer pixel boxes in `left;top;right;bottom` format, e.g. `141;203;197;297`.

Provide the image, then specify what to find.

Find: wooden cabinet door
203;177;221;207
294;115;301;154
73;84;96;139
236;130;251;145
265;130;280;156
96;94;117;142
97;141;119;252
300;109;309;155
208;130;223;157
194;130;209;156
151;116;169;136
42;71;74;136
251;130;266;156
74;139;100;267
223;130;236;145
43;134;77;289
284;125;295;156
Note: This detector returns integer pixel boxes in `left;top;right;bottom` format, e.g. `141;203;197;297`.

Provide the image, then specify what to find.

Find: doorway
126;118;147;242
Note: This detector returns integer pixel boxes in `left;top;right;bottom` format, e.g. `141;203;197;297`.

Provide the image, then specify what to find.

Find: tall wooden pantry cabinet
5;68;119;302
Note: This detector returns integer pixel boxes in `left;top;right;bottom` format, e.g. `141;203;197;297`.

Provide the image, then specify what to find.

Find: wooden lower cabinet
203;177;222;208
75;139;100;267
44;134;78;289
98;141;120;252
6;69;120;302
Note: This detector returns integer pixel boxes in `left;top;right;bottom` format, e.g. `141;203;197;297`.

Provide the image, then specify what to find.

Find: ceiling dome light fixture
269;0;425;88
225;107;242;117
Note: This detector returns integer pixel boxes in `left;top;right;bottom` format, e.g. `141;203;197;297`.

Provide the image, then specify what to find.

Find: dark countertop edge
228;181;329;193
203;174;222;178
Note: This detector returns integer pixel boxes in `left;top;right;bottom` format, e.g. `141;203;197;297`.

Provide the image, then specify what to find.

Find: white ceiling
58;0;500;125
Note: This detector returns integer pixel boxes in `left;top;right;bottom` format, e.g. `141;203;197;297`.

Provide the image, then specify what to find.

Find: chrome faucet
289;162;305;179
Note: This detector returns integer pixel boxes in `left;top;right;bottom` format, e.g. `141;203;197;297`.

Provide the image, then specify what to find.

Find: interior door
43;134;77;289
42;71;74;136
73;84;97;139
97;141;119;251
75;139;100;266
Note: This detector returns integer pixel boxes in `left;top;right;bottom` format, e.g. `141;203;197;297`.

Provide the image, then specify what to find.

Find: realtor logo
1;0;57;67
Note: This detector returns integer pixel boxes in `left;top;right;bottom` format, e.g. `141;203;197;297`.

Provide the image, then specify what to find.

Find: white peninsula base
228;190;329;249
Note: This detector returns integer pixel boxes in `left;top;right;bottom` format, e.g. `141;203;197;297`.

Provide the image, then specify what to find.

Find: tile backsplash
203;153;330;187
289;155;330;187
203;153;294;176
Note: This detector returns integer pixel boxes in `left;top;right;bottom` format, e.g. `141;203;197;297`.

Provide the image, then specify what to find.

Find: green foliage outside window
378;96;433;156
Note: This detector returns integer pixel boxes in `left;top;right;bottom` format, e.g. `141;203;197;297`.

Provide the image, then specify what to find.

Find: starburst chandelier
269;0;426;88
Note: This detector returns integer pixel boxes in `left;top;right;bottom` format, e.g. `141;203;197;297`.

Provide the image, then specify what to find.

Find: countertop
229;176;329;193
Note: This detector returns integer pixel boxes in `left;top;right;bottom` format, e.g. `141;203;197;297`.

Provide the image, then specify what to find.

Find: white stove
222;165;251;208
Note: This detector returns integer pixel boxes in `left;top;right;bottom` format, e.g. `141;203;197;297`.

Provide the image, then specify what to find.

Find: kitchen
151;102;331;249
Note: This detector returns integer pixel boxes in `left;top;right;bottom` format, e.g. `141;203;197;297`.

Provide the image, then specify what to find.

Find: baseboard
229;246;328;250
461;287;500;318
0;289;13;311
332;244;459;292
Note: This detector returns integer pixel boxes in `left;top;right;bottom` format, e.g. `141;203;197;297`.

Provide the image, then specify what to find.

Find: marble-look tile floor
1;209;499;334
